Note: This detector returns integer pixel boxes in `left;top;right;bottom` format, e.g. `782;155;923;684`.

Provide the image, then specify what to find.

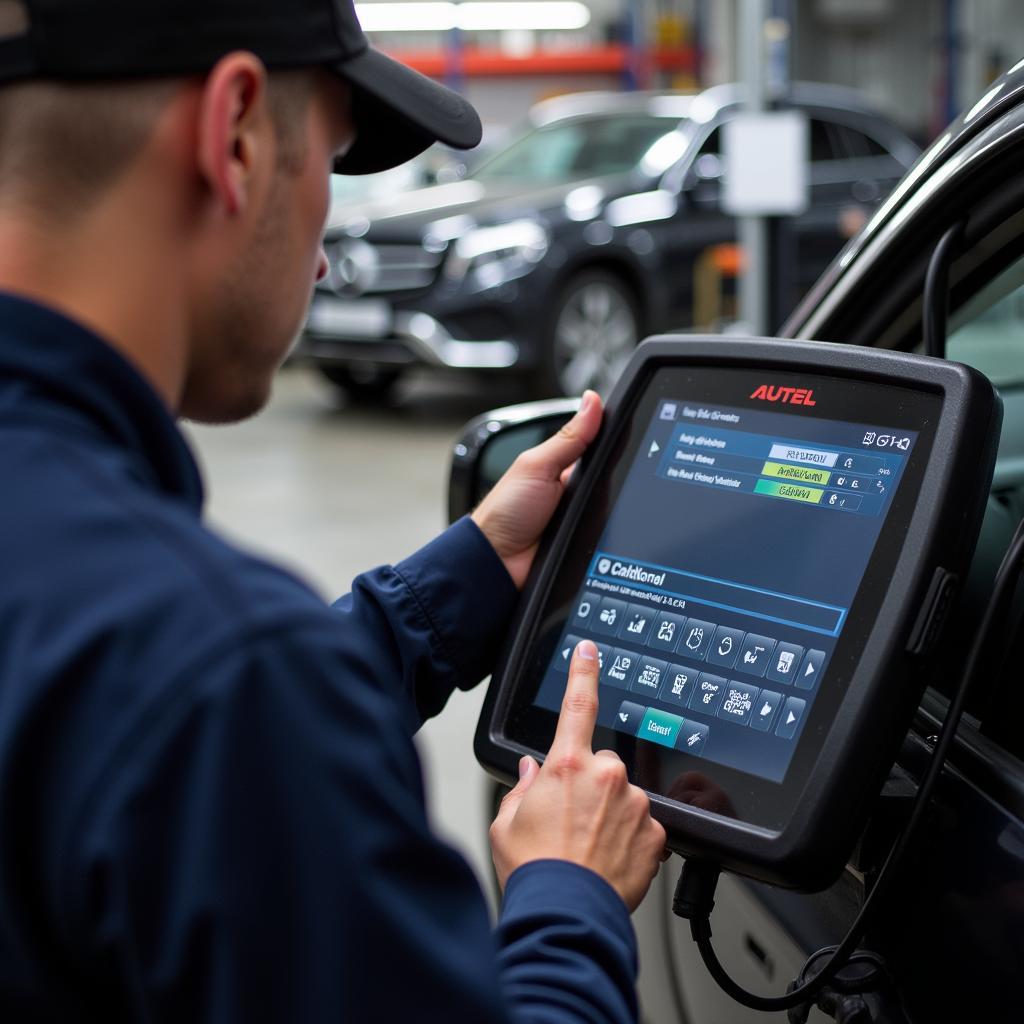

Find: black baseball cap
0;0;482;174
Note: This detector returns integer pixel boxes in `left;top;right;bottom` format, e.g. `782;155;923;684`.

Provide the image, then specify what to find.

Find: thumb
494;755;540;825
516;390;602;482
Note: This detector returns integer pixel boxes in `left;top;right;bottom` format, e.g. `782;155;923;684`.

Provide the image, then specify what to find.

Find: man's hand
489;640;667;912
472;390;602;589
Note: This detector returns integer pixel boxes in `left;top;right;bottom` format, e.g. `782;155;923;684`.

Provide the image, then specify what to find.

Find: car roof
783;58;1024;337
528;80;905;128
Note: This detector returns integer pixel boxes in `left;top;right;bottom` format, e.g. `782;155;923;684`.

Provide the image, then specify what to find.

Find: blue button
796;649;826;690
593;597;627;637
619;603;656;644
570;591;600;631
749;689;783;731
648;611;686;652
554;635;581;672
595;643;613;678
661;663;698;707
614;700;646;736
706;625;744;669
638;707;684;748
766;641;804;685
604;648;640;689
630;656;668;699
689;672;726;715
737;633;776;678
676;719;709;755
718;683;760;726
677;618;715;661
775;696;807;739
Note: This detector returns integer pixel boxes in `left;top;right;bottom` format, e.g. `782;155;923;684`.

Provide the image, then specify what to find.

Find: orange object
380;44;695;79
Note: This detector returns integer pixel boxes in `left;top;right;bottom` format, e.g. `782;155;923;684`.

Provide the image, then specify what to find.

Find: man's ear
195;52;269;217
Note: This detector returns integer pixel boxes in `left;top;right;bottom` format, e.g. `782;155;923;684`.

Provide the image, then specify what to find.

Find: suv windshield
473;115;683;184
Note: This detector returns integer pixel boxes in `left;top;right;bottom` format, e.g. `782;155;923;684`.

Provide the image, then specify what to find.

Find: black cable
675;517;1024;1013
923;221;965;360
659;864;693;1024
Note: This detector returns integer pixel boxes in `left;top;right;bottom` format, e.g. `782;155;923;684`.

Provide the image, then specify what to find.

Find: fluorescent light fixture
457;2;590;31
356;2;455;31
355;1;591;33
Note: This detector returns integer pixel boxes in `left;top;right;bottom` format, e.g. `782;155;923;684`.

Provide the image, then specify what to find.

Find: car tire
317;365;402;402
541;269;641;397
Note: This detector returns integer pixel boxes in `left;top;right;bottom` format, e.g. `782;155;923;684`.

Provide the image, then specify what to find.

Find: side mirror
682;152;725;207
447;398;580;523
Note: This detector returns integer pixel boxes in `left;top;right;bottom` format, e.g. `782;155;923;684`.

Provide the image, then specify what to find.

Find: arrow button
775;695;807;740
555;635;583;672
796;649;826;691
614;700;646;737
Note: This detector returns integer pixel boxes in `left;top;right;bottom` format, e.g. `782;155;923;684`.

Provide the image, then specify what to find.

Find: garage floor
185;364;522;893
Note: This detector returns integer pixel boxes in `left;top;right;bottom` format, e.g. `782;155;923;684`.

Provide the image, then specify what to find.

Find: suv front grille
322;237;444;298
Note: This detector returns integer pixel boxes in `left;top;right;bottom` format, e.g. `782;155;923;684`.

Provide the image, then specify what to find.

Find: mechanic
0;1;667;1021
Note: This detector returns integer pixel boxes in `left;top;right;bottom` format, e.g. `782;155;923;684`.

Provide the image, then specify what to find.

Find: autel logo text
749;385;817;406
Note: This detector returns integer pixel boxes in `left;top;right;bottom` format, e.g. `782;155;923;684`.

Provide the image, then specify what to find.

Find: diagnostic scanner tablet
475;337;1001;890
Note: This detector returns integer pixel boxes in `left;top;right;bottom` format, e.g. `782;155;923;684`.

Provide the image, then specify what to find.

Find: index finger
550;639;600;755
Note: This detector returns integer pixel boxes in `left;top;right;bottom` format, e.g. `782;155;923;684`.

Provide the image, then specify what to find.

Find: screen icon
572;591;599;629
688;672;726;715
766;642;805;685
593;597;626;636
677;618;715;660
605;650;638;688
649;613;685;652
737;633;776;678
706;625;744;669
630;658;667;696
719;684;760;726
676;719;709;755
660;402;678;420
750;689;782;732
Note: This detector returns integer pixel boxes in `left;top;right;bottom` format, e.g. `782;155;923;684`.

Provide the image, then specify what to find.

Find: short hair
0;68;316;222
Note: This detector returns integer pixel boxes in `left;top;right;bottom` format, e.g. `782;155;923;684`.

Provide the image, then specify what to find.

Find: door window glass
945;251;1024;759
948;252;1024;388
809;119;841;162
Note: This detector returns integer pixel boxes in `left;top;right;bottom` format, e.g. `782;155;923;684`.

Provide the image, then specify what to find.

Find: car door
771;105;1024;1024
641;103;1024;1024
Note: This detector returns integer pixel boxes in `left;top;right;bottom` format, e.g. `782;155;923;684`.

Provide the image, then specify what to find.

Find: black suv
448;63;1024;1024
300;83;918;399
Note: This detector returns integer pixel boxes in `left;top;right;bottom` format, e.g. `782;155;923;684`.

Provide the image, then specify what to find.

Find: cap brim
333;47;482;175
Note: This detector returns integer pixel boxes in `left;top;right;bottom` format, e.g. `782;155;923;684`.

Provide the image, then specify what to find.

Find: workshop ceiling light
355;1;591;33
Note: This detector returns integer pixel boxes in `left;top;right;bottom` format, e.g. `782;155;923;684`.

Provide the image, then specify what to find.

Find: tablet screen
501;364;937;829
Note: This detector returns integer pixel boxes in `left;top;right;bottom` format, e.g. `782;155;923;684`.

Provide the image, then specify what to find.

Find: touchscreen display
532;393;918;785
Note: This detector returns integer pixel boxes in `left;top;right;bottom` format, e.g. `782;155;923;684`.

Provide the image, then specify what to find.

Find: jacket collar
0;291;204;513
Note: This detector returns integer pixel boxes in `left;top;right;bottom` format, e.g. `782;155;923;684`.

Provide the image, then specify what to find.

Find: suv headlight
444;219;549;289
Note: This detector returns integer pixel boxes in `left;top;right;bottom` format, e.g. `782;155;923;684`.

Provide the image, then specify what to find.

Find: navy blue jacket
0;294;637;1022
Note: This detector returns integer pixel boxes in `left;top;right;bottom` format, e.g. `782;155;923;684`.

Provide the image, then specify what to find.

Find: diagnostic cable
670;515;1024;1014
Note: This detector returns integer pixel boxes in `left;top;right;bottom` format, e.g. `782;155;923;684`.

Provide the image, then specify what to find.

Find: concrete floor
185;364;523;893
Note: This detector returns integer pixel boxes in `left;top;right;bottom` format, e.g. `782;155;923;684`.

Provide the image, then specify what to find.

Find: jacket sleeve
496;862;640;1024
64;622;637;1024
330;515;519;731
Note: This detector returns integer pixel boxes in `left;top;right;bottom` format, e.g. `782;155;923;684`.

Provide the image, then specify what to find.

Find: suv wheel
317;365;402;402
543;270;640;396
